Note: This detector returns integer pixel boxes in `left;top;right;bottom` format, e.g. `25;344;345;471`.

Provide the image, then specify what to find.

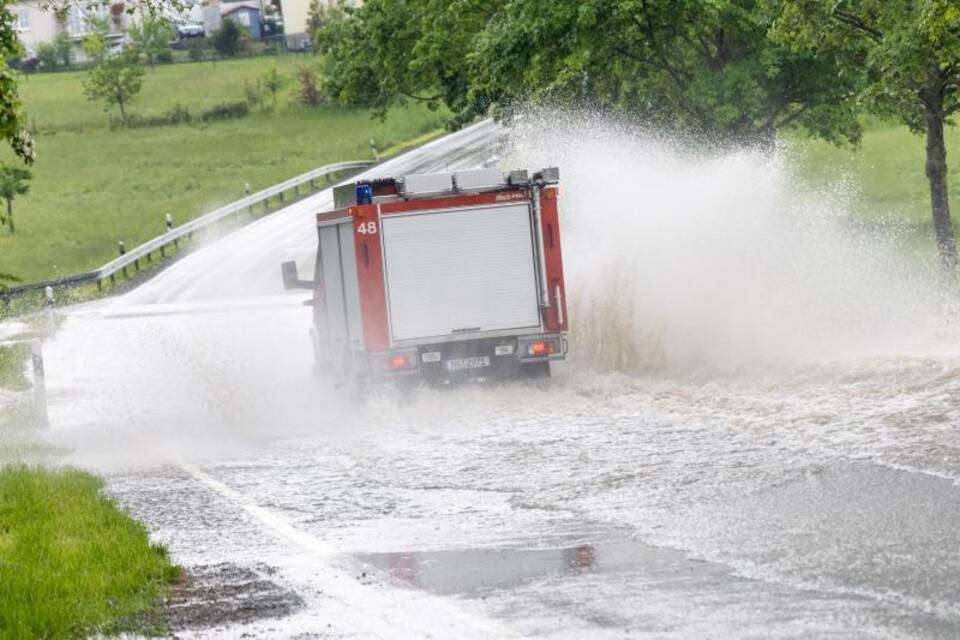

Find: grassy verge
1;56;449;283
0;333;176;638
0;465;180;639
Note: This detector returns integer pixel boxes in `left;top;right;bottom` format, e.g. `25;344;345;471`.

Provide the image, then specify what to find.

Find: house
11;0;201;62
9;0;127;60
222;3;262;39
202;0;262;38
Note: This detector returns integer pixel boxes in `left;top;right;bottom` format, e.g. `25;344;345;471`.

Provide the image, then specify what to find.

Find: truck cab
282;167;567;385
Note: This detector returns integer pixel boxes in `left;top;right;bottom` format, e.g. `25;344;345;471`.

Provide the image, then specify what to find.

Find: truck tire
520;361;551;379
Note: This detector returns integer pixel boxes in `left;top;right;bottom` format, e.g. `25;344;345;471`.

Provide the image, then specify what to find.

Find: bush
210;19;250;57
156;49;174;63
16;57;40;73
200;101;249;121
53;32;73;68
36;43;59;70
187;39;205;61
297;65;322;106
124;103;192;128
244;80;263;108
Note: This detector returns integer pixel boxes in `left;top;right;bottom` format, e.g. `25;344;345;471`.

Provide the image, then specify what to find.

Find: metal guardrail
0;159;373;306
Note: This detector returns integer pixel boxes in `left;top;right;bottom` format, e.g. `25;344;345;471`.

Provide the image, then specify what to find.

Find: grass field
0;465;179;639
789;119;960;228
0;55;448;283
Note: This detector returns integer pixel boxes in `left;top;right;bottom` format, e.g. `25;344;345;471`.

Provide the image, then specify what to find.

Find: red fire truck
281;167;567;385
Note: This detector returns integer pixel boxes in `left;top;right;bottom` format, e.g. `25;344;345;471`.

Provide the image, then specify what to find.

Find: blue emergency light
356;183;373;205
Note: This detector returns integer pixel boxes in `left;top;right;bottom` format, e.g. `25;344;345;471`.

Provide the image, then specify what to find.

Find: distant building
11;1;127;59
278;0;360;50
222;3;262;39
202;0;264;38
10;1;58;57
11;0;358;60
275;0;308;48
10;0;198;63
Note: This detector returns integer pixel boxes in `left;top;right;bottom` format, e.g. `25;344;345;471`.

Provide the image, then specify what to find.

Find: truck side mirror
281;260;314;290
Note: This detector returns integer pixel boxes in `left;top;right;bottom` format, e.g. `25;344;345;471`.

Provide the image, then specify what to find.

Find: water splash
508;111;956;372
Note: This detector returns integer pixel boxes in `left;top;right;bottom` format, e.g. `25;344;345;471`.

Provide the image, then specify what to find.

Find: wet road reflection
361;540;601;595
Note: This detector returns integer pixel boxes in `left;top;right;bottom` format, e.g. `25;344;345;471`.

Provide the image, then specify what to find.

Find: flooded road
23;117;960;637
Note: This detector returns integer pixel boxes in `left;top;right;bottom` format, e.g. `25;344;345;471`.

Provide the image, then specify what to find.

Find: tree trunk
925;111;958;271
118;95;127;125
6;198;14;233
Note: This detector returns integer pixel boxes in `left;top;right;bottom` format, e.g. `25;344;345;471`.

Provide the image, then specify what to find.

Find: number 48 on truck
281;166;568;385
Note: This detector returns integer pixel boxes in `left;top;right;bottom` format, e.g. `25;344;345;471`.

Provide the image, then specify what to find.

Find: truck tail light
385;354;410;370
527;340;557;357
378;350;418;372
518;335;564;361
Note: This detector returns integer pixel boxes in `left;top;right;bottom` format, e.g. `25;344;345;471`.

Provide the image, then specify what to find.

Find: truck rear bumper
368;334;566;384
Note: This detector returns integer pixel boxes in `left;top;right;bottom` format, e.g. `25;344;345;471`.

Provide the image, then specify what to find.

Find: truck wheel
520;361;551;379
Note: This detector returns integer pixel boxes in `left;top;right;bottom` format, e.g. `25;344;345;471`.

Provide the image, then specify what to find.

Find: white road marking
179;463;519;639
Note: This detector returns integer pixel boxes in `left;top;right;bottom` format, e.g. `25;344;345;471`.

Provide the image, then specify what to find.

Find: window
68;4;107;36
14;10;29;31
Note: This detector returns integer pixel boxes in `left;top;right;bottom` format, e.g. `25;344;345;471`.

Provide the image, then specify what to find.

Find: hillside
0;55;447;282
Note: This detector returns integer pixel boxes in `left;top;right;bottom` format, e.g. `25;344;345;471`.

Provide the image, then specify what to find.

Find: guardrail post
44;285;53;307
370;138;380;162
161;213;172;256
31;340;48;430
118;241;127;278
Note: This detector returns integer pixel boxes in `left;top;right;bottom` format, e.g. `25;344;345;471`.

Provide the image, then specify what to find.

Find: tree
774;0;960;269
128;15;174;67
211;18;246;57
81;14;112;63
0;2;34;164
313;0;864;143
0;164;32;233
83;47;146;125
262;67;284;107
313;0;499;124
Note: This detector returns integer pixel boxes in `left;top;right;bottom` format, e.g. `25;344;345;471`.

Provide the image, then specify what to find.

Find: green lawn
0;465;180;639
0;56;448;283
788;119;960;228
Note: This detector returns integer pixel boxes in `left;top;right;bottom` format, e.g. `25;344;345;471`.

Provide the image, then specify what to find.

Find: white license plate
445;356;490;371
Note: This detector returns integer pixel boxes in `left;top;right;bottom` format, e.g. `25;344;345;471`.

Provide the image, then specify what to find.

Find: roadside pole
30;340;49;430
